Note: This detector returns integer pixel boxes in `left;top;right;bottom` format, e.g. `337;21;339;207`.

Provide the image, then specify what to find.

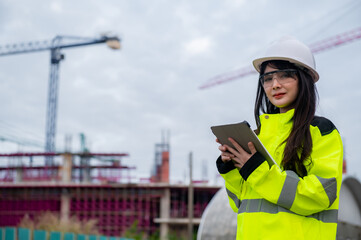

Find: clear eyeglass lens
260;69;297;88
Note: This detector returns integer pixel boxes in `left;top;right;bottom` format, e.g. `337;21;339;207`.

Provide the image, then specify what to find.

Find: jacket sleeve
239;126;343;216
216;156;243;213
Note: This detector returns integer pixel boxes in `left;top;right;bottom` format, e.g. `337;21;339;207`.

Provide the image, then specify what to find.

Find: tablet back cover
211;121;277;167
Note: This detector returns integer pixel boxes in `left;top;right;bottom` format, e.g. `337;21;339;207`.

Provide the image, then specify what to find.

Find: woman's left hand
224;138;257;169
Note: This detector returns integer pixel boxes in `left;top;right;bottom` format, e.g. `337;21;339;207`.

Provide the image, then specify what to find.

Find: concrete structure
0;152;220;238
0;182;219;237
197;176;361;240
338;176;361;239
197;187;237;240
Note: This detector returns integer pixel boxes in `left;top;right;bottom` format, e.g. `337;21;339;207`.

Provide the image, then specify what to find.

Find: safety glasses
259;69;298;88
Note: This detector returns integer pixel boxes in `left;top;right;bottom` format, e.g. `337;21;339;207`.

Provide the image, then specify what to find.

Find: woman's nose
271;77;282;89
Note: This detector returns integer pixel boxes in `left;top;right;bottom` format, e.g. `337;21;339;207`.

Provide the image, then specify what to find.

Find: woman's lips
273;93;285;99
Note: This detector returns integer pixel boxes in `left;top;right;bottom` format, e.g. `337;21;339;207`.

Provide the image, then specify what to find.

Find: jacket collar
260;109;295;125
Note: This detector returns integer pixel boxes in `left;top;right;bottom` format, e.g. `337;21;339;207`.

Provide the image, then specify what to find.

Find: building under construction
0;35;220;239
0;139;220;239
2;26;360;240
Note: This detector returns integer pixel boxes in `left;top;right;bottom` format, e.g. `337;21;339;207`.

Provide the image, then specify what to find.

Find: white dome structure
197;187;237;239
197;176;361;240
337;176;361;239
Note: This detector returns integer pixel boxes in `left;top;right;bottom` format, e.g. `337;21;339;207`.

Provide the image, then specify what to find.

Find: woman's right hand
216;138;235;163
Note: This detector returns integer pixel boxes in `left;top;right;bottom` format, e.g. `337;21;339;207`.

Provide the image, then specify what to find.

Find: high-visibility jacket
217;109;343;240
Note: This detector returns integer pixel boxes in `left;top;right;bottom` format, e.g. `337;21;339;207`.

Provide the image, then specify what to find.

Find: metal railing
0;228;133;240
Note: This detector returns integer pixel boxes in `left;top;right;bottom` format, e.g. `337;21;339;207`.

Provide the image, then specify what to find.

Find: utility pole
188;151;194;240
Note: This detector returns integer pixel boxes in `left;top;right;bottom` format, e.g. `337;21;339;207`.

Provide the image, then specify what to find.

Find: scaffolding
0;184;219;236
0;152;220;237
0;152;133;183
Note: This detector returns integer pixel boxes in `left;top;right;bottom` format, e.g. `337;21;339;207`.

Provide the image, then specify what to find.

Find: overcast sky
0;0;360;183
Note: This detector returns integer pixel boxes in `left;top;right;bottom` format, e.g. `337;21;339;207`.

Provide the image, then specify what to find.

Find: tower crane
199;26;361;89
0;35;121;166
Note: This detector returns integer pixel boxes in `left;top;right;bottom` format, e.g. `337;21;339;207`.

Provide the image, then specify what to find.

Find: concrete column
15;157;23;182
61;153;72;182
60;189;70;221
15;168;23;182
160;187;170;240
83;158;91;183
188;152;194;240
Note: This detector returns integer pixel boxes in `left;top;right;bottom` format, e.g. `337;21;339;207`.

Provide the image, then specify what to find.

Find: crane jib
0;34;121;168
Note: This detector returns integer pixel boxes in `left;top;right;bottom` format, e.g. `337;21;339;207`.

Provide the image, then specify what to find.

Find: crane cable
302;0;361;42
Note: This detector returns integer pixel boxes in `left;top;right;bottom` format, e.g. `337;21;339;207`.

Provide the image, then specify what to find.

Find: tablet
211;121;278;167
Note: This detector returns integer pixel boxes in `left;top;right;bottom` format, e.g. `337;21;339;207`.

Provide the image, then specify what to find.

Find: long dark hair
254;60;318;177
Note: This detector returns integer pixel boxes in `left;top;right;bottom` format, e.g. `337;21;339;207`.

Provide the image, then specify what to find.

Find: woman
216;36;343;240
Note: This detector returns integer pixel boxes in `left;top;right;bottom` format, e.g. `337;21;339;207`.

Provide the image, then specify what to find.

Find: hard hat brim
252;56;319;82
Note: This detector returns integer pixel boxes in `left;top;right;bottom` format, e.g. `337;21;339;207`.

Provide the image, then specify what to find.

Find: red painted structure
0;152;220;236
0;183;219;236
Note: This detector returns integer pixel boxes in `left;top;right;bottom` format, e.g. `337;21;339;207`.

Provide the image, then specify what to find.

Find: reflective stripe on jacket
216;110;343;240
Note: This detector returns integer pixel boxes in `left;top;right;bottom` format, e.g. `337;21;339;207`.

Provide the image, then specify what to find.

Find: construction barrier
0;227;133;240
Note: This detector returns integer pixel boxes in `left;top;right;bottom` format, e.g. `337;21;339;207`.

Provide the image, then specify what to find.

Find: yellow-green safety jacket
216;110;343;240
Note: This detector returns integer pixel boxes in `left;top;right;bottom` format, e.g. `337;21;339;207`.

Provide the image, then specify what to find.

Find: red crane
199;27;361;89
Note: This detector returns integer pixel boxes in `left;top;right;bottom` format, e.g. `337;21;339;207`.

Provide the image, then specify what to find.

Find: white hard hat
252;36;319;82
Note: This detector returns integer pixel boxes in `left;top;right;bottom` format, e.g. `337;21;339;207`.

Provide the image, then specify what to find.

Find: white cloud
226;0;247;8
50;1;62;13
184;37;213;56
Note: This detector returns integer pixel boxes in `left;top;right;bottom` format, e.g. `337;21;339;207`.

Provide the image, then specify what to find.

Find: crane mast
0;35;121;166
